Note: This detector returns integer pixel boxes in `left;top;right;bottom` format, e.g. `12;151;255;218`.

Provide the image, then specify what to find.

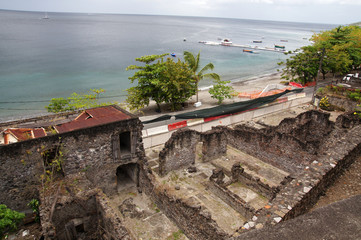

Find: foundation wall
139;168;228;240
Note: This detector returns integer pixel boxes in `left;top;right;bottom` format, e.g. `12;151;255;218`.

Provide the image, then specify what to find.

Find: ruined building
1;105;361;239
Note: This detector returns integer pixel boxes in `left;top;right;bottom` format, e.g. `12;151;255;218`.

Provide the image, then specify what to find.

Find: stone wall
0;111;144;210
158;129;201;176
40;188;132;240
158;127;231;176
139;167;228;240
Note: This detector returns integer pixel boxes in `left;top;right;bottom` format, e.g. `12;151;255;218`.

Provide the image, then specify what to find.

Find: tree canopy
126;54;196;111
46;89;113;113
279;25;361;84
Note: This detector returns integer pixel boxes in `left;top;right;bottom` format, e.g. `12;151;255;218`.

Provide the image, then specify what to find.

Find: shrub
0;204;25;238
319;96;333;111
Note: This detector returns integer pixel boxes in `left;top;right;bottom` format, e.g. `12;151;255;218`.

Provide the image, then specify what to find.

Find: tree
46;89;111;113
279;25;361;84
183;51;220;102
160;58;195;111
209;79;234;104
126;54;196;112
126;54;169;112
279;46;320;84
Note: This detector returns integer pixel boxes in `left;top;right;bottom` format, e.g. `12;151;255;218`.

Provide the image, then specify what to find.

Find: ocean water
0;10;336;120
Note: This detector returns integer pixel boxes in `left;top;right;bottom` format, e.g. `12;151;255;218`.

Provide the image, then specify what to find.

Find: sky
0;0;360;25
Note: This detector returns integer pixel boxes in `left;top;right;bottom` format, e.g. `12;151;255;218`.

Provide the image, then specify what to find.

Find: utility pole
311;48;326;108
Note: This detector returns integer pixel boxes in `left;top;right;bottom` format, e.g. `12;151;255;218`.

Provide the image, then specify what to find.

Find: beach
135;72;286;121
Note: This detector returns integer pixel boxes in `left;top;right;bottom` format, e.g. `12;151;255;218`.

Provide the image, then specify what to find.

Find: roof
54;106;132;134
4;128;47;141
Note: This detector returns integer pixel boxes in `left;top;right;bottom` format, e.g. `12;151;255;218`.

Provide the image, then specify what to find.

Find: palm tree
183;51;220;102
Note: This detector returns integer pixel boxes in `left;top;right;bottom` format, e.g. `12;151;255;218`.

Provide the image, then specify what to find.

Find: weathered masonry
140;110;361;239
1;107;361;239
0;106;144;239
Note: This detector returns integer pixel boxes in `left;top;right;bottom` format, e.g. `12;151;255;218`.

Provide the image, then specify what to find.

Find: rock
175;185;180;190
187;166;197;173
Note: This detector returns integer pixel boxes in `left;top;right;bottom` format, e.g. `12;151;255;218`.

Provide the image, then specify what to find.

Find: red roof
4;128;47;142
54;106;132;134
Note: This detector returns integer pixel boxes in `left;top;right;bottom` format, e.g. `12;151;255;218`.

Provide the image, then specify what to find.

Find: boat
280;40;288;42
171;53;176;57
183;38;186;42
274;44;285;49
42;12;49;19
221;38;232;46
243;49;253;53
253;40;262;43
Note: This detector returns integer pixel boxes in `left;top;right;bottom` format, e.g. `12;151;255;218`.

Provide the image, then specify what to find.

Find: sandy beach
133;72;286;120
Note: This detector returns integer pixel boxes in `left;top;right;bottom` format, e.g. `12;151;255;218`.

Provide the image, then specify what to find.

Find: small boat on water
221;38;232;46
42;12;49;19
280;40;288;42
243;49;253;53
253;40;262;43
274;44;285;49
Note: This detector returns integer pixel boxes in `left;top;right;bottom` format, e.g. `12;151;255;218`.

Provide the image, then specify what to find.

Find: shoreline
0;72;285;123
136;71;285;120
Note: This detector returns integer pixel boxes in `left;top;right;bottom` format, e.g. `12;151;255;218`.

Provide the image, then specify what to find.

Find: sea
0;10;336;121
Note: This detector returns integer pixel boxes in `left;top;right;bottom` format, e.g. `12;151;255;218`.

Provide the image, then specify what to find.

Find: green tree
126;54;169;112
183;51;220;102
126;54;196;112
46;89;111;113
0;204;25;238
280;25;361;84
160;58;195;111
209;79;234;104
279;45;320;84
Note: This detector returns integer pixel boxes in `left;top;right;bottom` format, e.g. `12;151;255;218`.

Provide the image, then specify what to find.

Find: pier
199;41;287;53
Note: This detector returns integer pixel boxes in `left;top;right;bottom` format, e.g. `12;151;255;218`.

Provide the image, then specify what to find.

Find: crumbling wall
158;127;230;176
201;126;228;162
139;167;228;240
0;113;144;210
40;188;131;240
159;129;201;176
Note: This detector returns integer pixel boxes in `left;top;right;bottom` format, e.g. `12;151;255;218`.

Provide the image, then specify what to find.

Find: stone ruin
1;107;361;239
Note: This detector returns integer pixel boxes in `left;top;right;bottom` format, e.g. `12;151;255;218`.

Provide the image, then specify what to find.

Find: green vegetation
209;78;234;104
167;230;184;240
0;204;25;238
28;199;40;223
183;51;220;102
46;88;114;113
279;25;361;84
126;54;196;111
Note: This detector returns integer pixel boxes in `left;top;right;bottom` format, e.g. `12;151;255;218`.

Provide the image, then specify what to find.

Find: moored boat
243;49;253;53
221;38;232;46
253;40;262;43
274;44;285;49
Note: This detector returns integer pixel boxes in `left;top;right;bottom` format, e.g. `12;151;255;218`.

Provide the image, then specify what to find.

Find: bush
0;204;25;238
319;96;333;111
209;79;234;104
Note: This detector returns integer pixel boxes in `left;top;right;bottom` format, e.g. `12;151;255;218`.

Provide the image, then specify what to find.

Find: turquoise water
0;10;336;120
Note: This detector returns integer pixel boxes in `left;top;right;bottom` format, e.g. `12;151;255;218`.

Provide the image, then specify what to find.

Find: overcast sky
0;0;360;25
